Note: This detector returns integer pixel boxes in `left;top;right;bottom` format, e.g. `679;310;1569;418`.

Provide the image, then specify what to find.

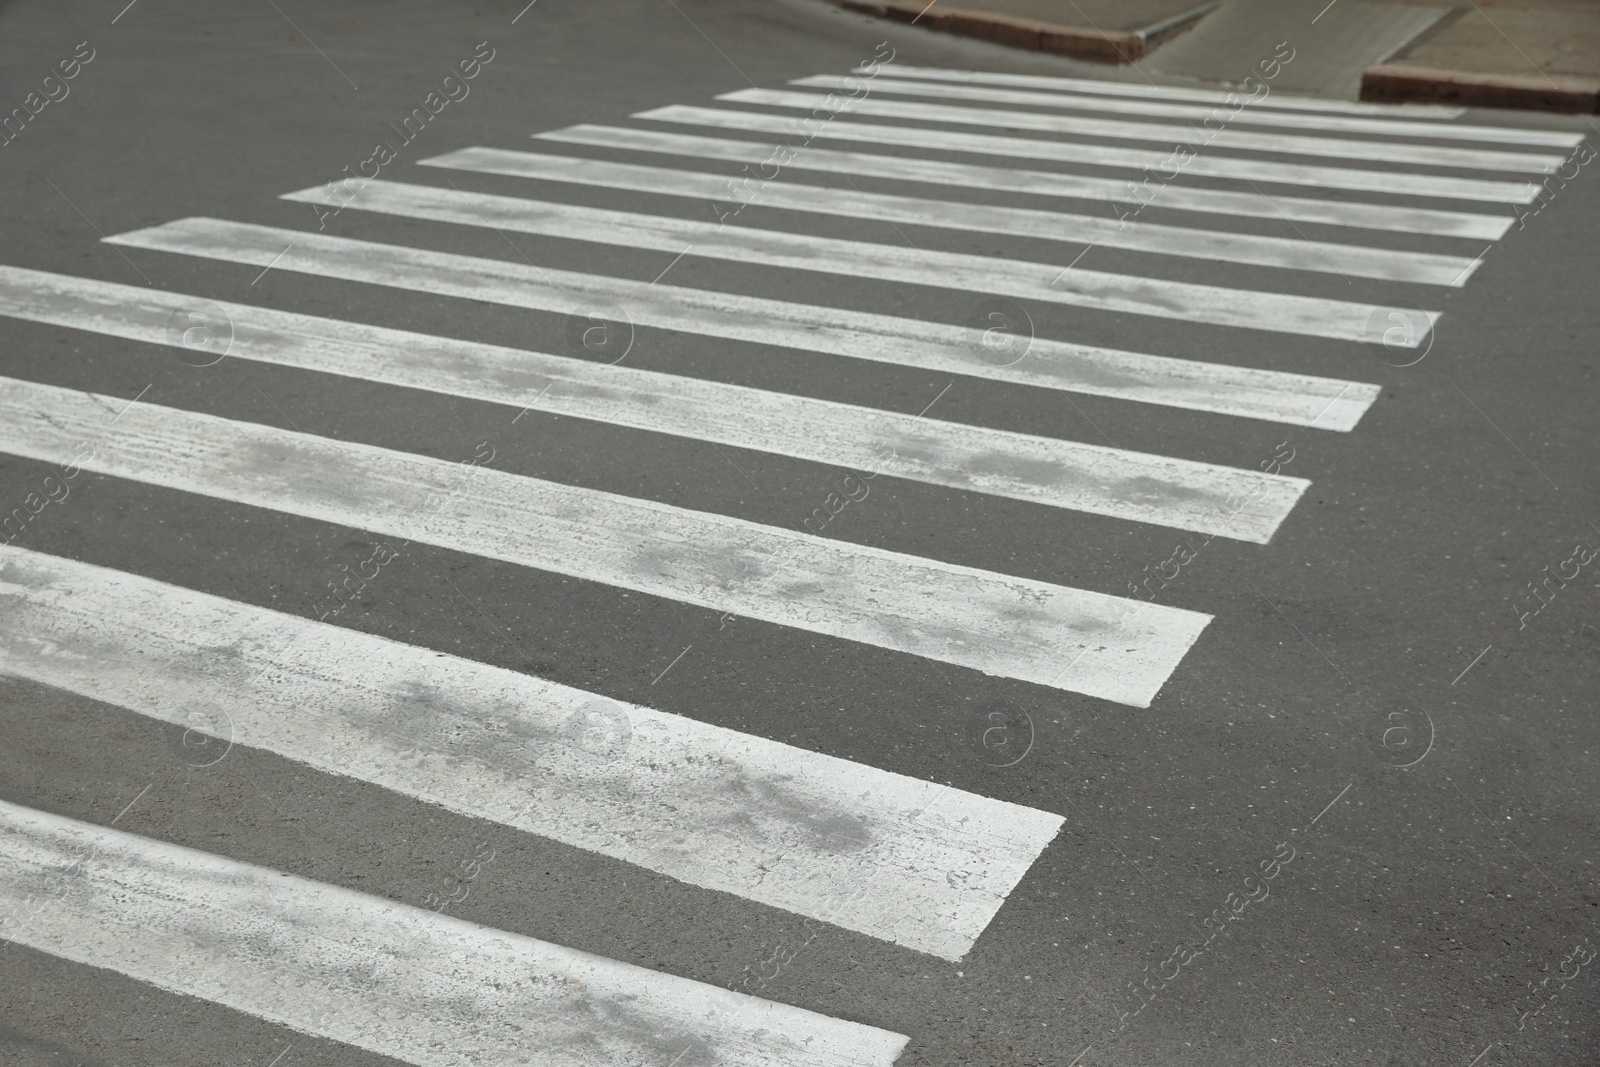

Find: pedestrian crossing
270;180;1447;340
808;72;1585;147
0;375;1214;701
0;266;1310;538
726;85;1564;171
416;147;1485;283
847;62;1474;118
92;218;1382;428
0;57;1573;1064
0;543;1062;961
633;105;1539;201
531;125;1514;238
0;800;910;1066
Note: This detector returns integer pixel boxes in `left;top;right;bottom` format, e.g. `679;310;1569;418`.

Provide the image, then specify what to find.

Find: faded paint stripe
0;375;1212;706
421;146;1484;286
778;81;1563;173
102;218;1381;430
0;266;1305;539
857;63;1470;119
534;125;1513;240
636;105;1537;204
0;543;1064;959
820;73;1583;148
278;179;1442;344
0;799;910;1065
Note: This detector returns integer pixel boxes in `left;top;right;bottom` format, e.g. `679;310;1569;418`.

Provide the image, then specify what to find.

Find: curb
1360;63;1600;114
832;0;1216;65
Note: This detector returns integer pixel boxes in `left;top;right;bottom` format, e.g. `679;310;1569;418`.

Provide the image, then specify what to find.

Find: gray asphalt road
0;1;1597;1065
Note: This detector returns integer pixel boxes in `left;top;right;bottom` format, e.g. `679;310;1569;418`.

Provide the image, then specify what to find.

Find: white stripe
421;146;1483;286
279;179;1442;345
536;125;1513;240
0;544;1064;960
735;87;1562;174
637;105;1539;204
0;266;1305;539
0;800;910;1065
820;73;1584;148
104;218;1380;430
0;375;1212;706
860;63;1470;119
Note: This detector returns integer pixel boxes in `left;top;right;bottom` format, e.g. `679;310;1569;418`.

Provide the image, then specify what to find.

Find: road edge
828;0;1217;65
1360;63;1600;114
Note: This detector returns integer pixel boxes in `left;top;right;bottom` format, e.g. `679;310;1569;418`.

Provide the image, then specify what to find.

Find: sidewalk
830;0;1600;112
831;0;1219;63
1362;0;1600;113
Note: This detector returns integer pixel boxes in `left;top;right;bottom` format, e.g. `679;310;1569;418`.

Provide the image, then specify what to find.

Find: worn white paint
637;105;1537;204
278;180;1442;344
422;147;1483;285
0;266;1307;540
103;218;1381;430
0;799;911;1065
827;71;1582;147
0;544;1065;959
778;81;1564;172
534;125;1513;240
857;63;1470;116
0;375;1213;706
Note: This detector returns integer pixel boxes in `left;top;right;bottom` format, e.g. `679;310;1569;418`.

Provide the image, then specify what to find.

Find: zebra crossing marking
0;266;1306;539
636;105;1539;203
0;543;1064;959
276;180;1444;343
0;375;1213;706
858;63;1471;119
102;217;1382;429
534;125;1513;240
0;799;911;1066
738;85;1565;173
813;73;1584;148
421;146;1485;285
10;55;1577;1062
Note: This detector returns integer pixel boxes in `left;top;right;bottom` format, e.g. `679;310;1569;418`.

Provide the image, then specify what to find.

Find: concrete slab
913;0;1209;32
1388;0;1600;81
828;0;1219;61
1144;0;1449;96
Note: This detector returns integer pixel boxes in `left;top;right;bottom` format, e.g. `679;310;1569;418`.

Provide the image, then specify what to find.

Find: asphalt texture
0;1;1598;1065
